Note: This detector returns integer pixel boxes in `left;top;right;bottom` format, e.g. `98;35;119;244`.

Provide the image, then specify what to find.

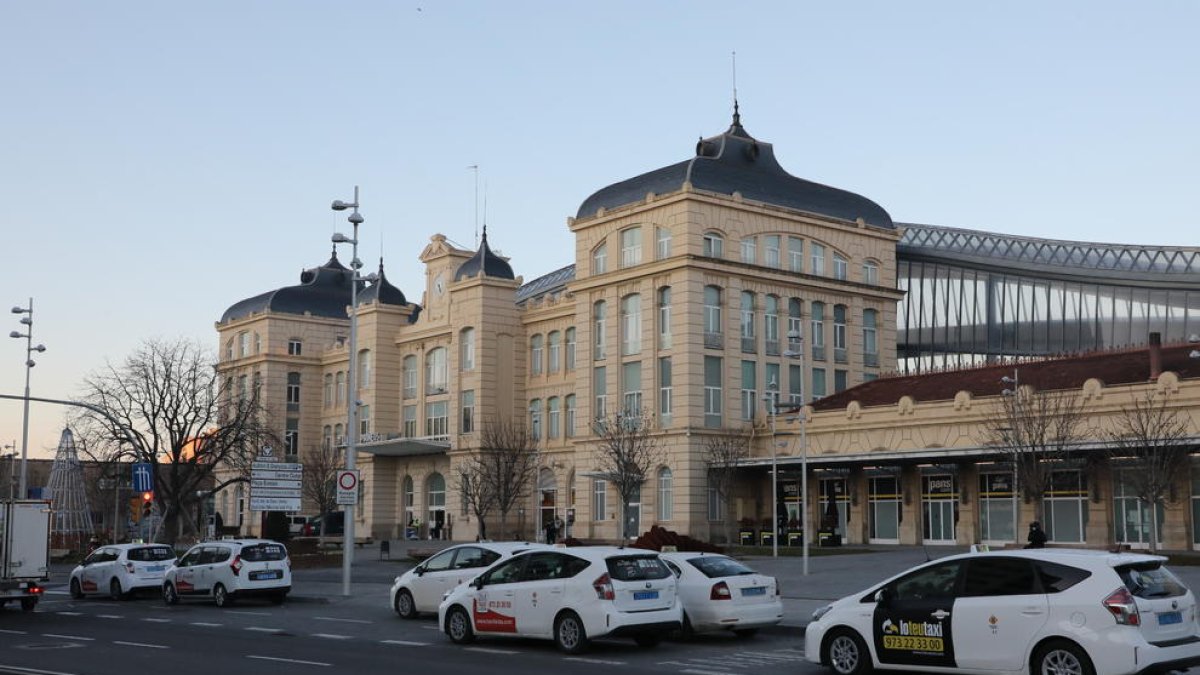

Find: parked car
806;547;1200;675
306;511;344;536
287;515;313;537
163;539;290;607
438;546;681;654
659;551;782;638
69;543;176;600
391;541;549;618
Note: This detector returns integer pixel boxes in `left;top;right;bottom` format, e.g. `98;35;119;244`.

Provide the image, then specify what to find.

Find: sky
2;1;1198;464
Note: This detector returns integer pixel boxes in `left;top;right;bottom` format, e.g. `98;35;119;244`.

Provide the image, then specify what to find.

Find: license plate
250;570;282;581
146;565;165;572
1158;611;1182;625
741;586;767;596
633;590;659;600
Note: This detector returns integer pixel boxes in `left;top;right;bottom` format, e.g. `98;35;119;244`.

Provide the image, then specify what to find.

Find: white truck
0;500;51;611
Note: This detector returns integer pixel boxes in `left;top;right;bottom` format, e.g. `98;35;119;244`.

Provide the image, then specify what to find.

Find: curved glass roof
899;223;1200;280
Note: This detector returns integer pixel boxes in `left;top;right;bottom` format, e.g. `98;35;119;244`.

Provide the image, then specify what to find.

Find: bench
315;536;375;550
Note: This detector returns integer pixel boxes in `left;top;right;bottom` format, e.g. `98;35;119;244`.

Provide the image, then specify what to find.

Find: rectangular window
788;237;804;273
740;237;756;264
703;234;724;258
658;289;672;350
460;390;474;434
658;357;672;426
833;254;848;281
656;227;671;260
548;399;560;438
811;243;826;276
811;368;827;400
622;361;642;414
621;227;642;267
594;366;607;419
811;303;826;361
834;369;848;393
531;338;544;375
285;426;299;457
789;364;804;405
565;328;577;370
863;261;879;285
323;375;332;407
286;382;300;405
359;405;370;436
740;360;757;420
622;296;641;355
708;481;723;521
593;480;607;521
593;245;607;274
764;235;781;268
403;405;416;438
765;363;780;409
287;339;302;356
403;361;417;399
834;305;847;363
425;401;449;437
565;396;576;438
548;335;560;373
704;356;723;428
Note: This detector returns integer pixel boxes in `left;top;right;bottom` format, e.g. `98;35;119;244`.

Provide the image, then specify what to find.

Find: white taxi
806;548;1200;675
391;541;549;618
659;551;782;638
163;539;290;607
69;544;177;600
438;546;682;654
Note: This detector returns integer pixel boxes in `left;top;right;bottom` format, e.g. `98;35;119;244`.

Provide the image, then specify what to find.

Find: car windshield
685;556;756;578
127;546;174;562
1117;562;1189;599
240;543;287;562
606;555;671;581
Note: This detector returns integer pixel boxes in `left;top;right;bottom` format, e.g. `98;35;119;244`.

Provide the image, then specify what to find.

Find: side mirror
874;587;892;606
472;577;485;590
414;566;425;576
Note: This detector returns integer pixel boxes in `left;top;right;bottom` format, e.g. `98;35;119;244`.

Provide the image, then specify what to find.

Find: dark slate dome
454;227;515;281
359;259;407;306
220;249;360;323
575;107;894;229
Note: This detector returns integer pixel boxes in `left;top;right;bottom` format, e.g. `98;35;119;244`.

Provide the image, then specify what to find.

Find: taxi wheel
678;612;696;641
446;606;475;644
554;610;589;655
213;584;235;608
163;583;179;606
825;628;872;675
395;590;417;619
69;579;84;600
1032;639;1094;675
110;578;127;601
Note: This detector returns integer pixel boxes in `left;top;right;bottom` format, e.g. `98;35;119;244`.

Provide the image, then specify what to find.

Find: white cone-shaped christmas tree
46;427;95;552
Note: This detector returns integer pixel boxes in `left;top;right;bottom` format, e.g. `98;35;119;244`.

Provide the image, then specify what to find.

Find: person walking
1026;521;1047;548
544;517;557;545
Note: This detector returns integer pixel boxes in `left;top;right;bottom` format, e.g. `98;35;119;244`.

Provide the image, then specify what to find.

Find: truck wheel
20;597;37;611
70;579;84;599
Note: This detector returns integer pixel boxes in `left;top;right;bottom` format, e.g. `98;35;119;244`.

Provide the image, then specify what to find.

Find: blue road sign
132;463;154;493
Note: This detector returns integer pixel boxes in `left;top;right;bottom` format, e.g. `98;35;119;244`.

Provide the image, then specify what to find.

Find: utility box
1;500;52;611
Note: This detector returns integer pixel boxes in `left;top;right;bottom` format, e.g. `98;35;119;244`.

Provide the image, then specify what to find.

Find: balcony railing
812;344;826;361
741;337;756;354
765;339;780;356
704;332;724;349
864;352;879;368
834;347;848;364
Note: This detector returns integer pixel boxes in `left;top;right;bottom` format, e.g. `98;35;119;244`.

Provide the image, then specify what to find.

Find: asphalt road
0;590;807;675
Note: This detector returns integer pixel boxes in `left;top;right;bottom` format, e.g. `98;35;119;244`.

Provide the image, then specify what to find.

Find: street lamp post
763;385;781;558
331;187;371;597
783;330;809;576
10;298;46;500
3;443;15;500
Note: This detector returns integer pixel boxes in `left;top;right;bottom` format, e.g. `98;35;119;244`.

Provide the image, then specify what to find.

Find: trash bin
380;540;390;560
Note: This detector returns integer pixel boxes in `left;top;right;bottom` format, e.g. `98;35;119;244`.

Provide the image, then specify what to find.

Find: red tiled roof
813;342;1200;412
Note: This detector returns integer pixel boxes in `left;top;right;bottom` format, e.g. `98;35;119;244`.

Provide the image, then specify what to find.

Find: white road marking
190;622;222;627
313;616;371;624
246;627;285;633
420;624;439;630
140;618;171;623
464;647;519;655
564;657;626;665
41;634;94;641
0;629;29;635
112;641;169;650
311;633;352;640
0;663;79;675
381;639;430;647
53;612;82;616
42;590;70;596
247;655;330;667
228;610;272;617
96;614;122;619
680;670;737;675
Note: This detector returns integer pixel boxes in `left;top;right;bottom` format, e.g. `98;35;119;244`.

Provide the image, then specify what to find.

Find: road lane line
247;656;330;667
381;640;430;647
190;622;222;627
246;627;285;633
96;615;122;619
141;618;171;623
113;641;169;650
564;657;626;665
680;670;737;675
41;634;94;641
0;664;79;675
0;629;28;635
420;624;439;630
312;634;352;640
464;647;519;655
313;616;371;624
228;610;272;617
53;612;82;616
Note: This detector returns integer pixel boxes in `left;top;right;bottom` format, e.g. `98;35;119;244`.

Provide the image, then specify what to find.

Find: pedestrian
1026;521;1047;549
544;518;557;545
553;515;565;543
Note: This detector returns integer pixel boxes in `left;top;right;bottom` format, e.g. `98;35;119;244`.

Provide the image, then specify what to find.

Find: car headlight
811;604;834;622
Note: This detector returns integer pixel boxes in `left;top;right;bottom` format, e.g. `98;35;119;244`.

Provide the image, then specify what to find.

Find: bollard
380;539;390;560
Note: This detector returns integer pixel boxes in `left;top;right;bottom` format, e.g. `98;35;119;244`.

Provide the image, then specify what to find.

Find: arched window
811;302;826;360
740;236;756;264
788;297;804;342
658;287;672;349
224;339;234;361
862;259;880;285
565;327;577;370
620;226;642;267
764;294;780;354
402;355;417;398
740;291;756;352
593;242;608;275
426;347;448;394
833;253;848;281
427;473;446;515
657;467;673;521
564;394;577;438
334;423;344;447
529;399;542;440
621;294;641;355
593;300;607;359
358;349;371;390
703;231;724;258
335;372;345;406
704;286;723;345
547;331;561;373
460;327;476;371
863;308;879;367
323;374;333;407
323;425;332;449
547;396;561;438
530;334;544;375
811;243;826;276
834;304;848;363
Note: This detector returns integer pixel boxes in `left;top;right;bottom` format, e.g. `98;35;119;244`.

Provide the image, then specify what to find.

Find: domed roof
359;259;407;306
575;106;894;229
454;227;515;281
220;249;360;323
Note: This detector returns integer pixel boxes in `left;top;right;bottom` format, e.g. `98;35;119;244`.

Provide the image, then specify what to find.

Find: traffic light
141;491;153;519
129;497;143;524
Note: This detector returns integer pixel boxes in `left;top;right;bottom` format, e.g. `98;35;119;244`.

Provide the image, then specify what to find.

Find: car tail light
711;581;732;600
29;585;43;595
774;577;781;597
230;555;243;577
1103;587;1140;626
593;573;614;600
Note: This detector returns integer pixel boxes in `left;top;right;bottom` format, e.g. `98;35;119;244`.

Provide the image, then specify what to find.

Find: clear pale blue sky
2;2;1197;461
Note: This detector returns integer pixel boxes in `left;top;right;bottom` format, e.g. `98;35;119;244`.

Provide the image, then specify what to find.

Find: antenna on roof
468;164;480;247
731;50;740;125
482;181;488;243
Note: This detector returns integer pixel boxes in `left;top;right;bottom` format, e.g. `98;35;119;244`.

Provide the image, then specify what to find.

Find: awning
356;436;450;458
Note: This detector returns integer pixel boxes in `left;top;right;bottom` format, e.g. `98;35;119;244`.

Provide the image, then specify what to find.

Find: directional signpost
250;446;302;512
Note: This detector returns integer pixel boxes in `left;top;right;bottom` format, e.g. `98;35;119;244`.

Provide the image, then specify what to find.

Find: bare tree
71;338;277;544
454;452;495;541
704;430;750;546
477;419;540;539
590;410;664;540
301;442;341;538
980;384;1087;524
1105;390;1194;552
